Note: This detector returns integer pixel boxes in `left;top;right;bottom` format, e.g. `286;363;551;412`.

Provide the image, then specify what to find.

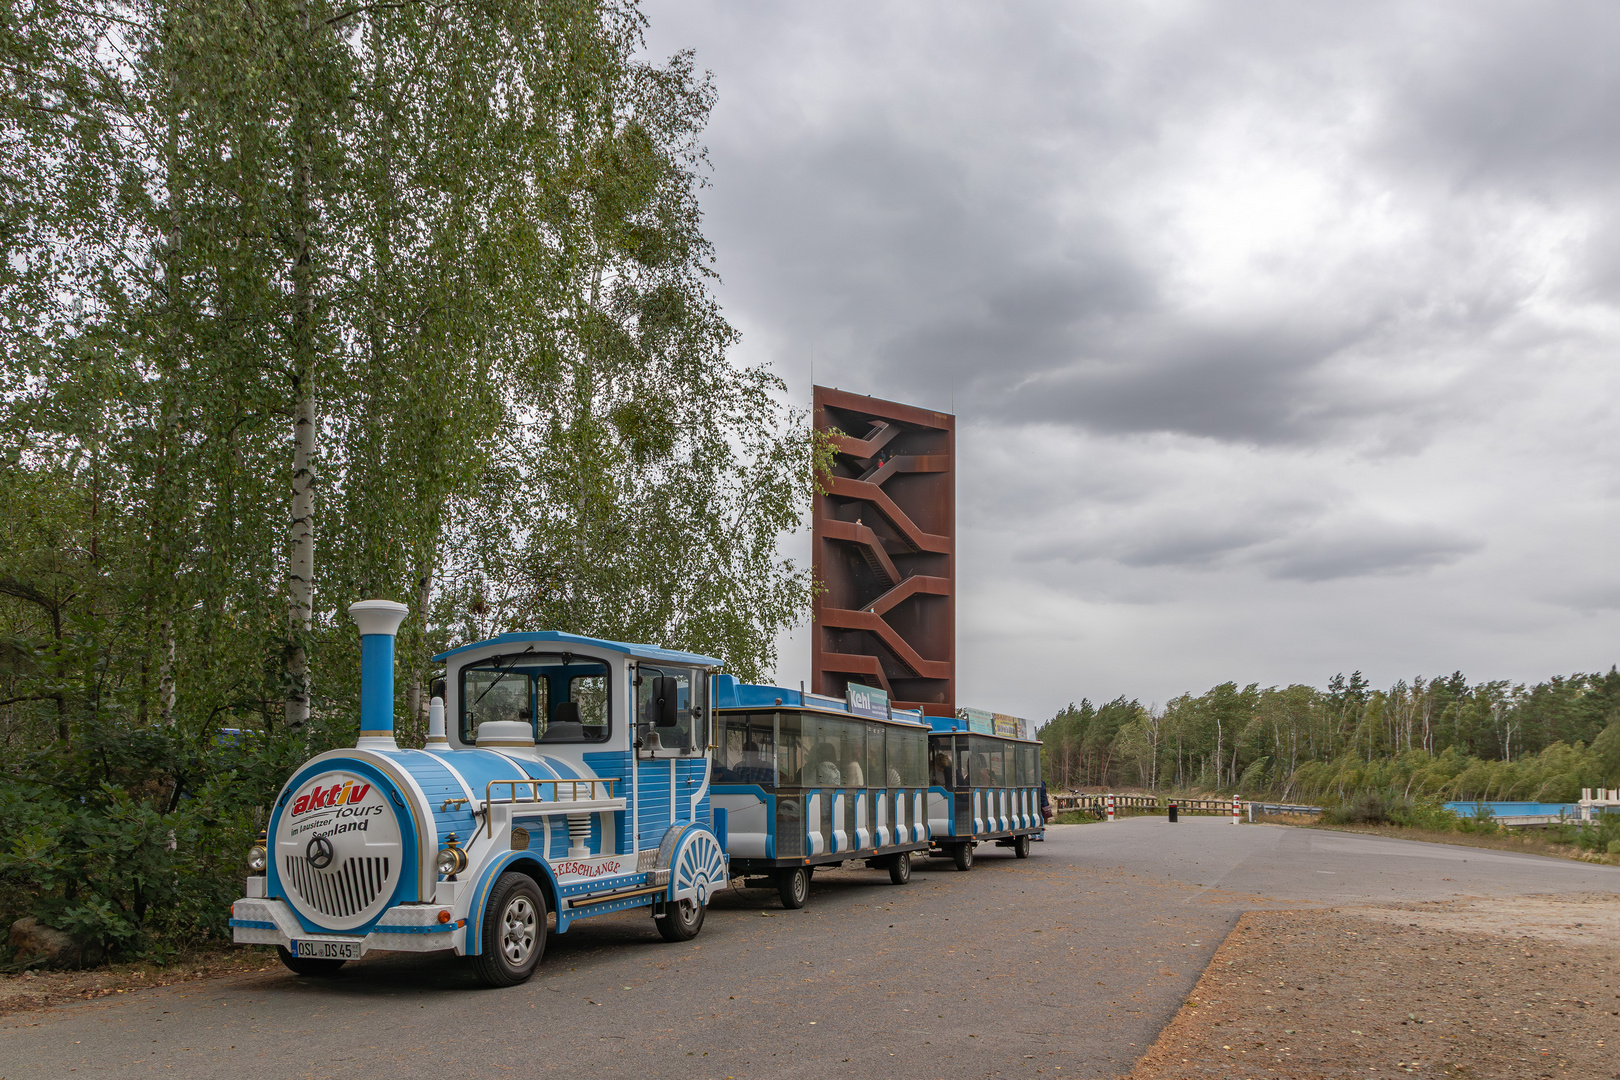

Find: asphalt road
4;819;1616;1080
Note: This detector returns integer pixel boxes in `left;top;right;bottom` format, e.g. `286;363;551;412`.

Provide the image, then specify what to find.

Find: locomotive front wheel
471;871;546;988
888;851;911;885
952;842;974;872
1014;834;1031;859
276;946;346;977
656;897;706;942
776;866;810;909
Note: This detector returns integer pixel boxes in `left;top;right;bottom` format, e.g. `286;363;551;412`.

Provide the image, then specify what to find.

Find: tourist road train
229;601;1046;987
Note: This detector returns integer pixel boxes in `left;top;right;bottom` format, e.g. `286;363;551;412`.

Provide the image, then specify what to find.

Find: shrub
1454;803;1499;834
0;720;309;965
1321;790;1460;829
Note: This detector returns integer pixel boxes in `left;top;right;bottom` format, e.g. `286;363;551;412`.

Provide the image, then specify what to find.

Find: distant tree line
1040;669;1620;804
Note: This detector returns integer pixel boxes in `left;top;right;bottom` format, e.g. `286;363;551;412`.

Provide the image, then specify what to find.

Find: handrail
483;778;622;837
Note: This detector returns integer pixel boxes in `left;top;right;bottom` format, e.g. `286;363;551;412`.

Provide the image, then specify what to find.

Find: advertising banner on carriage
992;713;1023;739
847;684;890;720
963;708;994;735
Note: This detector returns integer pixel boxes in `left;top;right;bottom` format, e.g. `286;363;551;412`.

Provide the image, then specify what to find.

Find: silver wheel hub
500;896;537;965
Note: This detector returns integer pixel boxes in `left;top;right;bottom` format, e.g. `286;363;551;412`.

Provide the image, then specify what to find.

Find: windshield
458;654;611;744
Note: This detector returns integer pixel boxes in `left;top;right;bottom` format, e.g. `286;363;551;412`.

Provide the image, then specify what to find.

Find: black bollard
1167;802;1178;823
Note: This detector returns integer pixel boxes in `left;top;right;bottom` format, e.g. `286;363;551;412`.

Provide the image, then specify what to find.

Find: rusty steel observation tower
811;386;954;718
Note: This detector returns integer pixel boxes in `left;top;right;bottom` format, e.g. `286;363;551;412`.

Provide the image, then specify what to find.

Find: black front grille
283;855;391;919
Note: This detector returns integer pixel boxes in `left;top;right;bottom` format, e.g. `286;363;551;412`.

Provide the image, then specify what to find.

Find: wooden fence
1048;794;1324;819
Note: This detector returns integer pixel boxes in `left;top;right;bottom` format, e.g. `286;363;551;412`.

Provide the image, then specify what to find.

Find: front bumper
230;896;466;956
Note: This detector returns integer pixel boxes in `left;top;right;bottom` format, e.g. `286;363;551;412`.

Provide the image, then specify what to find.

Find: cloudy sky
641;1;1619;720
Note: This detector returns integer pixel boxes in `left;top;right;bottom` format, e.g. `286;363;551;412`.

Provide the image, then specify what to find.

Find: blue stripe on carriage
228;919;276;930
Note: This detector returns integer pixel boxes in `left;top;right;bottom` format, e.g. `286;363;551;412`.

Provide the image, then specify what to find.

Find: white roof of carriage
433;631;723;668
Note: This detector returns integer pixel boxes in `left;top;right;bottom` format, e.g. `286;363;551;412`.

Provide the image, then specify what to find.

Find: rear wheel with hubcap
656;897;706;942
1013;834;1031;859
952;842;974;871
888;851;911;885
776;866;810;909
276;947;345;977
471;871;546;987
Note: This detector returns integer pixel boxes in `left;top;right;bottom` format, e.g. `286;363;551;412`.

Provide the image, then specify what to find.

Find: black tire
275;946;345;977
776;866;810;909
888;851;911;885
952;842;974;872
655;897;706;942
1014;833;1031;859
470;871;546;988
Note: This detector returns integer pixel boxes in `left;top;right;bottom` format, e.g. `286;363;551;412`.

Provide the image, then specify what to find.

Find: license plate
291;938;361;960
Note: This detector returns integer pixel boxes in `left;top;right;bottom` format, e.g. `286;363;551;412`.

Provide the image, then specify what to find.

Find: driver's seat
539;700;585;742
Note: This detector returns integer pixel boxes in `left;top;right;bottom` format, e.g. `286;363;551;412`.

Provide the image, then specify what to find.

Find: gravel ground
1126;895;1620;1080
0;950;276;1017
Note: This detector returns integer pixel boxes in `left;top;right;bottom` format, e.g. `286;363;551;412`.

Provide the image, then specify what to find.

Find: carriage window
839;723;867;787
890;726;925;787
804;714;848;786
929;741;951;787
777;712;806;786
718;713;777;787
990;743;1006;787
865;722;887;787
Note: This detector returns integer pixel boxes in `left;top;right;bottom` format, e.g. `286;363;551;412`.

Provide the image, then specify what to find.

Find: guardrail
1248;802;1324;818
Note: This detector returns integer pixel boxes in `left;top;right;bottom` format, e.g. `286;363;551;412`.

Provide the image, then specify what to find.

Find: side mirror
653;676;679;728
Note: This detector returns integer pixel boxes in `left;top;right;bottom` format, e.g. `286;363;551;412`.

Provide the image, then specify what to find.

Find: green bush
1321;790;1460;829
0;721;314;965
1454;803;1500;834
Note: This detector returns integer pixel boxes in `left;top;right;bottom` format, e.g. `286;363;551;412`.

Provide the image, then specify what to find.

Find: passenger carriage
709;679;932;908
925;715;1045;870
230;601;730;987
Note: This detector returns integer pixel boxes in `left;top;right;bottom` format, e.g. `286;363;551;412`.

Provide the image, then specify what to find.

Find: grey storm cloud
642;0;1620;712
1255;522;1485;583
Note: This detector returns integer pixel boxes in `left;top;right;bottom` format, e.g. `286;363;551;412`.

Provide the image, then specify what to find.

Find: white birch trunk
285;366;316;728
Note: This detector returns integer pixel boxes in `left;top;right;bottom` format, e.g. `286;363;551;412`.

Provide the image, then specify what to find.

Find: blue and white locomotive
231;601;730;987
232;600;1045;985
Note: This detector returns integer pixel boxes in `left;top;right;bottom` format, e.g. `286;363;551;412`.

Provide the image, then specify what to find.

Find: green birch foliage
1;0;818;959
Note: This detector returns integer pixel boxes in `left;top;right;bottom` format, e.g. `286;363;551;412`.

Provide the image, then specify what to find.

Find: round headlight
246;845;267;873
436;845;467;876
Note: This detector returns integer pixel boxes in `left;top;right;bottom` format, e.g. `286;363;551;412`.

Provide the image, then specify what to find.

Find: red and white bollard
1231;795;1241;824
1106;794;1116;822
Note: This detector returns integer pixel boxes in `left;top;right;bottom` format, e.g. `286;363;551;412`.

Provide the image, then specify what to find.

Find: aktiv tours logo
291;778;372;817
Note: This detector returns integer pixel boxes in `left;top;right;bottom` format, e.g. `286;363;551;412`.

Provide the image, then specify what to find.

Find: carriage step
567;884;667;909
